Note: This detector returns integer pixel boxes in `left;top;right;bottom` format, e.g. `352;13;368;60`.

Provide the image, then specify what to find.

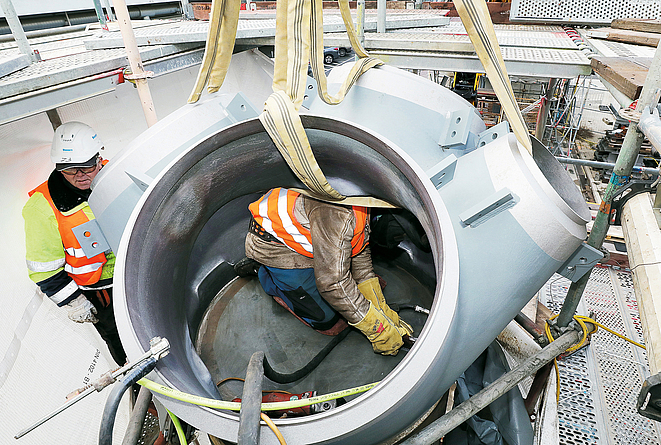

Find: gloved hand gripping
350;302;403;356
66;294;98;323
358;277;414;337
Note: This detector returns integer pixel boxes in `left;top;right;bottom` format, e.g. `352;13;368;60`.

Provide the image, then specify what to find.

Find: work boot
234;257;262;277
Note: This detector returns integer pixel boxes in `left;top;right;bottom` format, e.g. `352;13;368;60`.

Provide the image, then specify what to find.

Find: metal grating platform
511;0;661;25
540;266;661;444
84;13;452;49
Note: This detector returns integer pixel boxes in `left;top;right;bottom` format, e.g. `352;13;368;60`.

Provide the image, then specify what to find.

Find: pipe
638;106;661;157
121;386;153;445
238;351;265;445
92;0;109;31
0;0;37;62
357;0;366;50
102;0;116;22
398;327;581;445
535;79;557;141
99;357;158;445
514;312;545;344
377;0;386;34
555;157;660;176
557;41;661;328
112;0;158;127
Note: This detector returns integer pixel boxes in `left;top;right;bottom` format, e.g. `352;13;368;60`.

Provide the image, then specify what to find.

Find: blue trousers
258;266;340;331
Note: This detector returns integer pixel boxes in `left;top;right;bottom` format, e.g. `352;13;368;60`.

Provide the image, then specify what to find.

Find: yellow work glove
350;302;403;356
358;277;414;337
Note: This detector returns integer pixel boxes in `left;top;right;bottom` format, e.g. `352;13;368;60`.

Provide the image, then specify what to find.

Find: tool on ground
14;336;169;439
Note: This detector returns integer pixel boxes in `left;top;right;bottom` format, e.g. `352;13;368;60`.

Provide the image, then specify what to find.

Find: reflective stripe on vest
26;257;66;273
249;188;369;258
28;181;106;286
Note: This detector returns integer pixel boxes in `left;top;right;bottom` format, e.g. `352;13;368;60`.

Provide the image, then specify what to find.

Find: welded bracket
125;170;153;192
225;92;260;123
556;242;604;282
476;121;510;148
459;188;517;227
72;219;112;258
439;109;474;148
638;372;661;422
426;154;457;189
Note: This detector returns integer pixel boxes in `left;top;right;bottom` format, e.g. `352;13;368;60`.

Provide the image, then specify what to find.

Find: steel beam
398;327;581;445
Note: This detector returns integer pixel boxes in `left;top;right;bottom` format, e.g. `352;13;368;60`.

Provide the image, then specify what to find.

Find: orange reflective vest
28;181;106;286
249;188;368;258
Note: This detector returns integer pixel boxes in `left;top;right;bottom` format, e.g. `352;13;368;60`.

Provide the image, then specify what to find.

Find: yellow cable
544;314;646;401
138;378;378;411
261;413;287;445
166;408;188;445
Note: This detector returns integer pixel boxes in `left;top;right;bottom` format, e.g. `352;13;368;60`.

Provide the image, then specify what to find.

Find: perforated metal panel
540;267;661;444
511;0;661;24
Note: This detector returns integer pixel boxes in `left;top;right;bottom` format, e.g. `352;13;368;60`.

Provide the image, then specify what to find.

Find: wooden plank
587;27;661;48
591;56;652;100
612;18;661;34
621;193;661;375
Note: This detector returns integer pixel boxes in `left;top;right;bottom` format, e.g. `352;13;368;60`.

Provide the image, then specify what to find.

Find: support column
556;41;661;329
377;0;386;33
112;0;158;127
534;78;557;142
0;0;37;62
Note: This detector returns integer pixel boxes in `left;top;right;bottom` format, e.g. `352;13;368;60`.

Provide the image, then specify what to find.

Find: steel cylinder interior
118;116;458;442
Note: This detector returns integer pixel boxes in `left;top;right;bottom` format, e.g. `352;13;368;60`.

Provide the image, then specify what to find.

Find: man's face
60;158;101;190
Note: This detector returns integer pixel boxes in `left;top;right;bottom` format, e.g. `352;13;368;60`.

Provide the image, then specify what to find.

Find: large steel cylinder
89;50;590;444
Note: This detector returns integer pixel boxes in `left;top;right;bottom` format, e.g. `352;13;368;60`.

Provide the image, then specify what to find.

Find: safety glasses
61;160;99;176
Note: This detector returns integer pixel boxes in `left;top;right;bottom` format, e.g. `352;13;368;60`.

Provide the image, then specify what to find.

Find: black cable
263;328;351;384
98;357;157;445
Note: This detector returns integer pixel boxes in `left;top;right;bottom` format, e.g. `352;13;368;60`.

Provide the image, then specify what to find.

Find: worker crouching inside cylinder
235;187;414;355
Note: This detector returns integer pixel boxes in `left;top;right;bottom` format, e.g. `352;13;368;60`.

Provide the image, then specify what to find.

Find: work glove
66;294;98;324
358;277;414;337
350;302;403;356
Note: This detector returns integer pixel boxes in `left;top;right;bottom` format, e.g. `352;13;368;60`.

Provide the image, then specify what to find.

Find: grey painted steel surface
90;51;590;444
0;52;28;77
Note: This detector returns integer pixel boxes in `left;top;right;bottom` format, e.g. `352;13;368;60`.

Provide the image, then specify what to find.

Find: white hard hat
51;122;103;169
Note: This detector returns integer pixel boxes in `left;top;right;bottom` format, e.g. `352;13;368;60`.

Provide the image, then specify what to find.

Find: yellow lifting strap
453;0;533;154
188;0;394;208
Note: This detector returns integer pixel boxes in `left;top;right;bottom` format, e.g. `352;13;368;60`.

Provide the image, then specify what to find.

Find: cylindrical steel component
91;52;590;444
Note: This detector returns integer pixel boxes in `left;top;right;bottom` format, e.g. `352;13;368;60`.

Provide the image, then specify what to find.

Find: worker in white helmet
22;122;126;365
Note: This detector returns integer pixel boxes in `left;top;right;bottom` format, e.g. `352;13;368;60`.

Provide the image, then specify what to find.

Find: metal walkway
540;266;661;445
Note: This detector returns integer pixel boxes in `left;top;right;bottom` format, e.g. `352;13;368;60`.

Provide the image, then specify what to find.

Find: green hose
166;409;188;445
138;378;379;411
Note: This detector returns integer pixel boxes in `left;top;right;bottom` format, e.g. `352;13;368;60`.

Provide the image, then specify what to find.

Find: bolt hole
84;231;91;237
455;117;461;124
492;133;498;140
304;95;309;101
451;131;456;137
240;104;246;111
308;84;314;90
92;242;99;248
480;141;486;147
